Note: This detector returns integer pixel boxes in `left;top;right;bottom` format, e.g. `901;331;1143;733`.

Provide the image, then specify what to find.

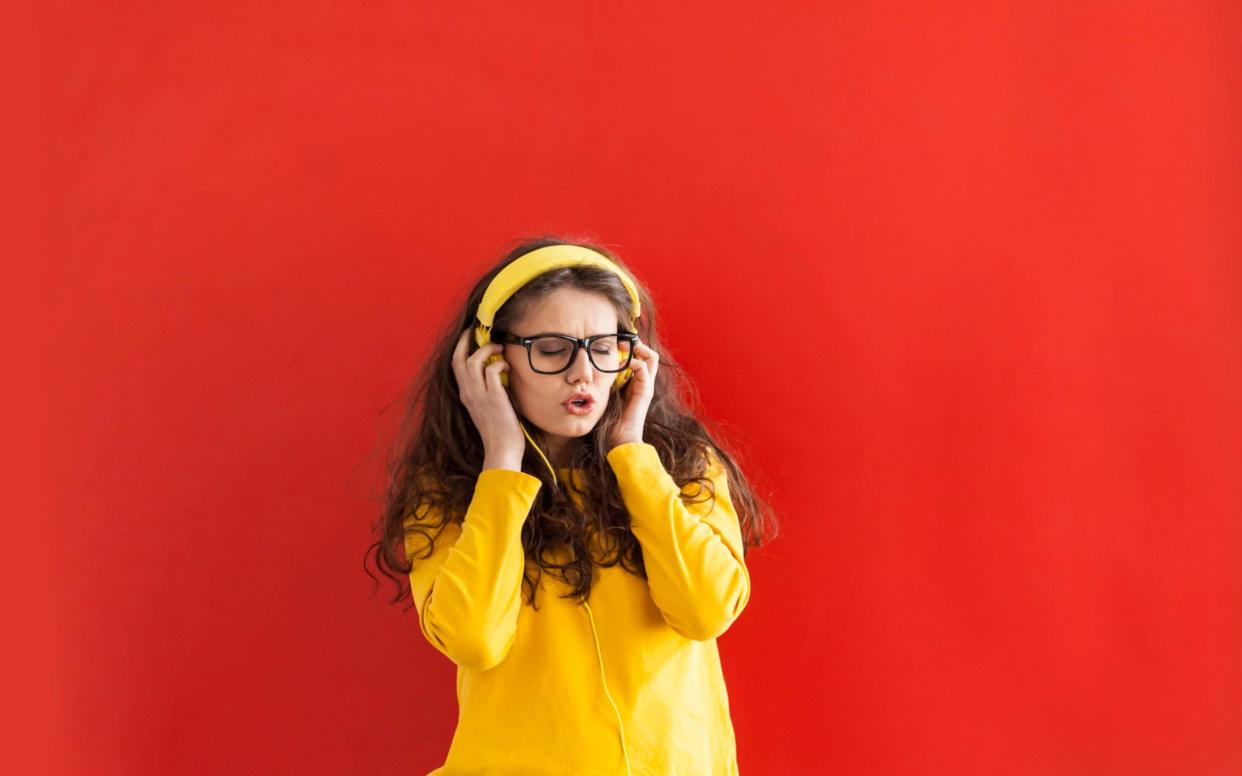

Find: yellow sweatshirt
404;441;752;776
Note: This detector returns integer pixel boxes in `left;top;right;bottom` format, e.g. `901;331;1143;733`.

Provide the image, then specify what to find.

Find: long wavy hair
363;235;779;611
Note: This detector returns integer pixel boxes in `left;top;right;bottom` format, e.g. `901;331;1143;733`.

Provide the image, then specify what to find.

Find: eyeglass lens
529;335;633;374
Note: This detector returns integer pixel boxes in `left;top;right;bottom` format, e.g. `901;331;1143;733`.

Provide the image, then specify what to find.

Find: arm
403;468;542;671
605;442;752;641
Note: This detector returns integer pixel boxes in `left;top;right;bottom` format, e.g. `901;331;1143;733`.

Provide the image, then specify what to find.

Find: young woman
366;236;778;775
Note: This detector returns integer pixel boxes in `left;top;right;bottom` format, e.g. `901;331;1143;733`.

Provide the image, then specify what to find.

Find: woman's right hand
453;327;526;468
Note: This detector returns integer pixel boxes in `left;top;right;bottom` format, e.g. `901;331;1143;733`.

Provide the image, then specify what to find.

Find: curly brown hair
363;234;779;611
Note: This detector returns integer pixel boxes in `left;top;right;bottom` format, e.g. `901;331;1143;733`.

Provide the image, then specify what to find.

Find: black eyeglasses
490;329;639;375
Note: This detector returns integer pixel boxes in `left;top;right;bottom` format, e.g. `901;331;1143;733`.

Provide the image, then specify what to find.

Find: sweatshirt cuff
467;468;544;530
606;442;679;509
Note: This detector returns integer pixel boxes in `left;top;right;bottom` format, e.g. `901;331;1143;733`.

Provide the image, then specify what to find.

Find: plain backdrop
37;2;1242;774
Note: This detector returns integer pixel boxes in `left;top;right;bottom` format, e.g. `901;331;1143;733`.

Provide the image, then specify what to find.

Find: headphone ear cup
613;366;633;391
484;353;510;389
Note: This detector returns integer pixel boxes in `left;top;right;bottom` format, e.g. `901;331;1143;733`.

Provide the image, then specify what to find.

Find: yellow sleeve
403;468;543;671
605;442;752;641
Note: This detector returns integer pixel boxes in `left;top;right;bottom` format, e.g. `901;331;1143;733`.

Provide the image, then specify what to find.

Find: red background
40;2;1242;774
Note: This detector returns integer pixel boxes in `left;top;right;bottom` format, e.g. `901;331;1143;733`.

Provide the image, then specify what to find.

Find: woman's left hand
608;340;659;449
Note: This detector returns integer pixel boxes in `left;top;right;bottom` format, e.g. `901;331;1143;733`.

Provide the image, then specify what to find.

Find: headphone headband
475;244;642;340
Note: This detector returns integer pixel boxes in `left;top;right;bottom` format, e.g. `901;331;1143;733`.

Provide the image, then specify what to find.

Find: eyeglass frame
488;329;640;375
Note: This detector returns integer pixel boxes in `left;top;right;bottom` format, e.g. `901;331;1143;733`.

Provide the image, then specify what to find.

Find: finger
468;341;502;366
483;357;508;390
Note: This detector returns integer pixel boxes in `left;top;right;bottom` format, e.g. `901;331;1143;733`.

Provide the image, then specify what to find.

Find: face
501;287;623;464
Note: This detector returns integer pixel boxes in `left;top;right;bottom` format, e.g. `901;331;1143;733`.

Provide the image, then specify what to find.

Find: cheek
508;377;556;413
505;355;536;390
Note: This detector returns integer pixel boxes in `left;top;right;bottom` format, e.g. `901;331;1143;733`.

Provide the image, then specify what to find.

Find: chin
527;413;596;435
558;419;599;435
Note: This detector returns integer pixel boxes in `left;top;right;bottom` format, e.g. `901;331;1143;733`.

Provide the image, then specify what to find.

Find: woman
366;236;778;775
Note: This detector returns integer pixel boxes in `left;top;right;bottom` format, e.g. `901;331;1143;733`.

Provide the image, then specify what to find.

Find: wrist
608;437;643;451
483;451;524;472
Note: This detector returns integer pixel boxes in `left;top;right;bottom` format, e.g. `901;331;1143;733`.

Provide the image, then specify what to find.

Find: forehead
513;287;620;335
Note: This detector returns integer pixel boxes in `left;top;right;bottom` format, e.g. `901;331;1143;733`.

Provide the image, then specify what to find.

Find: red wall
43;2;1242;774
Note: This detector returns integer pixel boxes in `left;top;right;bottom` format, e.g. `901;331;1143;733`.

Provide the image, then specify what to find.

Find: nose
566;343;595;383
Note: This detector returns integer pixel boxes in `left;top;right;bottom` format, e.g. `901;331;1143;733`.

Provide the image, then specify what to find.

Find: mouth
562;396;596;415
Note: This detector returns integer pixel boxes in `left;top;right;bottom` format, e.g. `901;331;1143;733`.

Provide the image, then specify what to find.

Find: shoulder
701;444;728;478
677;443;729;500
403;466;455;528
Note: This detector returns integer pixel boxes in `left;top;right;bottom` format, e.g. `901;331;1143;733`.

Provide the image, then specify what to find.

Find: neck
543;436;581;469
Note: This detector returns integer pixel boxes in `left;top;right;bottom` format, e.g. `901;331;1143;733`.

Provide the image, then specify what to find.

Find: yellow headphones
474;244;643;488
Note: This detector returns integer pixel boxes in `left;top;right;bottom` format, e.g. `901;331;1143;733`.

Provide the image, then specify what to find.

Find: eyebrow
525;330;617;339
